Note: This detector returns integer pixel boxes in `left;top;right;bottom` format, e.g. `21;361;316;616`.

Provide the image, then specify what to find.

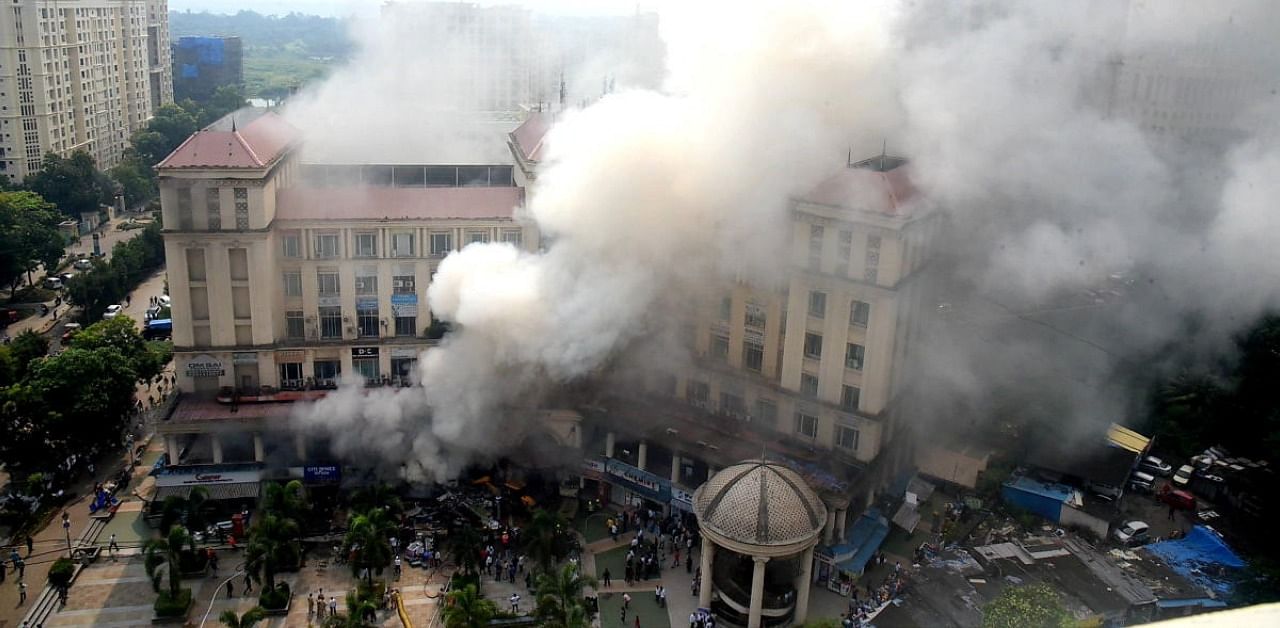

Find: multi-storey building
0;0;172;180
172;36;243;103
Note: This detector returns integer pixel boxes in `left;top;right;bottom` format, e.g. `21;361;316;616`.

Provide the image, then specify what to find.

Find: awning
154;482;261;501
1107;423;1151;454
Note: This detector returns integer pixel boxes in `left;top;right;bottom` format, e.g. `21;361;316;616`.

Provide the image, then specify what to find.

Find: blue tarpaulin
1143;526;1244;597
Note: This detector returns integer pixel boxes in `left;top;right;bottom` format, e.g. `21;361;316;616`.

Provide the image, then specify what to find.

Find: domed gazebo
693;459;827;627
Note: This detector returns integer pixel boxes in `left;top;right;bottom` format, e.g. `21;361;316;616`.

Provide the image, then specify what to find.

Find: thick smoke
294;0;1280;477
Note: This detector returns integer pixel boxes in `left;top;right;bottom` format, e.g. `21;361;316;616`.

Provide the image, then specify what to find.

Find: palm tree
343;508;395;586
523;508;572;575
443;584;496;628
158;486;211;533
261;480;308;525
245;513;301;593
218;606;266;628
350;483;403;516
534;562;597;627
144;524;194;598
444;524;483;578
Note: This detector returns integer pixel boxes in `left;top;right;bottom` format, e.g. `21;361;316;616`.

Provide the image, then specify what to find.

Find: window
318;272;340;296
355;271;378;296
803;332;823;359
710;334;729;361
754;399;777;428
845;343;865;371
687;380;710;405
429;232;452;256
501;229;523;246
281;234;300;258
800;372;819;397
319;306;342;339
865;234;881;282
808;224;823;269
718;296;731;321
314;233;339;259
836;424;859;451
314;360;341;385
353;356;379;382
176;187;192;230
851;300;871;327
278;362;304;388
205;187;220;230
466;231;489;245
285;310;304;339
355;232;377;257
283;272;302;297
795;412;818;438
808;291;826;318
838;230;852;261
357;308;379;338
233;187;248;230
743;340;764;372
393;274;415;294
744;302;766;329
395;315;416;336
841;385;861;412
720;392;745;417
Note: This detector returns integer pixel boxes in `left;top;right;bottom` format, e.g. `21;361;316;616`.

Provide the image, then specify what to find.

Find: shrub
154;587;192;617
356;579;386;605
259;581;291;610
48;557;75;589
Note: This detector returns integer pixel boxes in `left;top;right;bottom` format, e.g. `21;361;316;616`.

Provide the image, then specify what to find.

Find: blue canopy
1144;526;1244;596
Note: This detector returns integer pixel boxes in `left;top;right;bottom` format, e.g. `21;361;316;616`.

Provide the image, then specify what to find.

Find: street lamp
61;512;72;558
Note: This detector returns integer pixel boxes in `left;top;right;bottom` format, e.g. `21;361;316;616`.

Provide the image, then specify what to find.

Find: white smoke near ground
293;0;1280;476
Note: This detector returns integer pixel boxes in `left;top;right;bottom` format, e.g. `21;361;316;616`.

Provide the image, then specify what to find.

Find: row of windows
685;379;859;451
283;309;419;340
282;229;522;260
798;372;862;412
808;291;871;327
282;270;418;298
802;333;866;370
810;224;883;283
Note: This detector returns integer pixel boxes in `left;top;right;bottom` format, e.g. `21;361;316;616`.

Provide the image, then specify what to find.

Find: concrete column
165;435;180;465
294;432;307;460
671;454;682;484
823;508;836;544
211;434;224;464
794;545;815;623
637;441;648;470
836;508;848;542
605;431;616;458
748;555;770;628
253;433;265;463
698;536;716;608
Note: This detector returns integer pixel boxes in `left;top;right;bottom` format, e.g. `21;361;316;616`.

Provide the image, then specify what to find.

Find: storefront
603;458;671;512
389;347;418;385
352;346;380;382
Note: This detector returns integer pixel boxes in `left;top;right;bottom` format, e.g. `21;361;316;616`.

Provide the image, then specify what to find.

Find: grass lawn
597;588;671;628
577;511;613;543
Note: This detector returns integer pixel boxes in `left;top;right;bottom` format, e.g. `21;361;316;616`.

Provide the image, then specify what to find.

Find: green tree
261;480;309;526
343;508;395;586
0;191;65;293
24;152;113;217
203;85;249;125
145;525;196;598
245;513;301;593
135;104;201;165
981;583;1073;628
523;508;574;575
350;483;403;516
69;315;165;382
534;563;597;628
219;607;266;628
6;330;49;379
442;584;496;628
110;152;158;208
445;524;483;578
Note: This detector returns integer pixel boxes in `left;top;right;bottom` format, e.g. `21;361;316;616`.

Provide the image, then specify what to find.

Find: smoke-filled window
795;411;818;438
318;306;342;339
800;372;819;397
687;380;710;406
742;340;764;372
841;385;861;413
501;229;523;247
845;343;865;371
850;301;871;327
720;392;745;417
835;424;859;452
808;291;826;319
754;399;777;428
803;333;823;359
718;296;732;321
710;334;729;361
808;224;824;270
744;302;766;329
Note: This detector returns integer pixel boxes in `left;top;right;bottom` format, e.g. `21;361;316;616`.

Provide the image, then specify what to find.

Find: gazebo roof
693;459;827;548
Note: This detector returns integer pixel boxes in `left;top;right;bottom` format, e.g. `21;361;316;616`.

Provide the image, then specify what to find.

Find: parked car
1128;471;1156;493
42;277;62;290
1173;464;1194;486
1139;456;1173;476
1191;454;1216;471
60;322;82;343
1087;481;1122;502
58;272;75;283
103;304;124;319
1113;521;1151;546
1160;488;1197;511
73;258;92;270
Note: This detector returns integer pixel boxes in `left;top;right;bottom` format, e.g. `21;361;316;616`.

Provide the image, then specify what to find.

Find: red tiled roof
801;165;919;216
510;112;550;162
275;186;523;221
158;111;298;170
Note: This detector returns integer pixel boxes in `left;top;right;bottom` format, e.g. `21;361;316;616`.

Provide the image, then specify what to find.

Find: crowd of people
843;556;909;627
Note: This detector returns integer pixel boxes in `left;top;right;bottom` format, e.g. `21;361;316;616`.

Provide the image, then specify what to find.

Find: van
144;318;172;340
1128;471;1156;493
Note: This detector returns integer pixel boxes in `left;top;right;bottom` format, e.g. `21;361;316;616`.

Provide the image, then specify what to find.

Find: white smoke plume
294;0;1280;476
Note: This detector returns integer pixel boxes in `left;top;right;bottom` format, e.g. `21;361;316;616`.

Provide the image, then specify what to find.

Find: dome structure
694;459;827;551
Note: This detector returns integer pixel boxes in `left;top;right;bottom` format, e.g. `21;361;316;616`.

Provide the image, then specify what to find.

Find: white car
158;294;172;307
1172;464;1194;486
73;258;92;270
1139;456;1173;476
1113;521;1150;546
103;304;124;319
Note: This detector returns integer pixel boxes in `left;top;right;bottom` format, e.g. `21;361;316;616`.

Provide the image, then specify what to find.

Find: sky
168;0;648;18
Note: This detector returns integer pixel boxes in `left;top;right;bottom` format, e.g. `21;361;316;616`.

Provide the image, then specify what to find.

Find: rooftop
275;186;524;222
158;109;298;170
693;459;827;548
167;396;295;425
799;155;919;217
510;111;551;162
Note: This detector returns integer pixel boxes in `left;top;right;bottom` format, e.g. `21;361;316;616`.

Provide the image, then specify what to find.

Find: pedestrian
20;581;28;604
226;579;234;598
108;533;120;555
308;592;315;616
330;596;338;616
16;558;25;578
26;535;33;556
623;592;631;609
510;592;521;613
602;568;611;587
0;561;6;584
690;612;698;628
244;573;253;594
660;587;667;608
394;555;402;579
686;554;693;573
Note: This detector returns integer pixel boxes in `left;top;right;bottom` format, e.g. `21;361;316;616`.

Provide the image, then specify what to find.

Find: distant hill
169;10;353;98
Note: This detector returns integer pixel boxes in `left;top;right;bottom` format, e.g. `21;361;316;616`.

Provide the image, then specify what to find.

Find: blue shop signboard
304;465;341;484
605;459;671;501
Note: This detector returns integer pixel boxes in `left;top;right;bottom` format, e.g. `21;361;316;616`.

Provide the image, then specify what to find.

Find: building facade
172;36;243;103
0;0;173;180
